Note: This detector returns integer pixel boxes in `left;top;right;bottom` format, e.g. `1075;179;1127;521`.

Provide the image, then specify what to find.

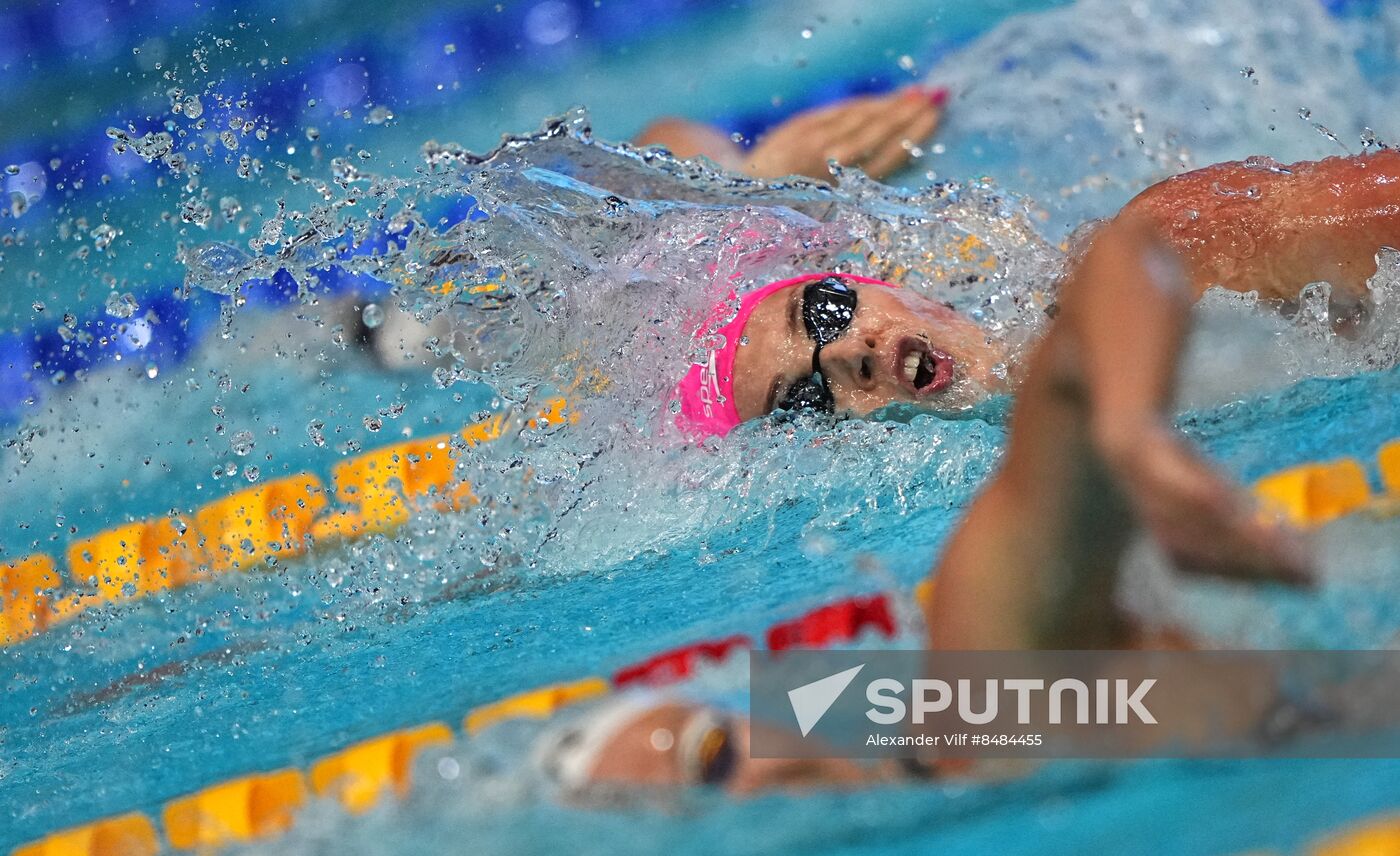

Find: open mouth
894;337;955;397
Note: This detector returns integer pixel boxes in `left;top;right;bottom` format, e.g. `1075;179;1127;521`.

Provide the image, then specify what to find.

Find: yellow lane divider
1249;440;1400;528
1308;813;1400;855
196;474;327;572
6;533;1397;856
8;584;906;854
309;722;454;814
0;400;571;648
464;677;611;735
1253;458;1372;528
0;555;58;645
161;770;307;850
12;812;158;856
6;685;607;856
1379;440;1400;492
9;409;1386;651
7;433;1400;855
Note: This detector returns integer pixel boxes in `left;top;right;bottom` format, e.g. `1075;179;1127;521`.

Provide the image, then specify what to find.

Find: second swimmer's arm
1119;151;1400;301
926;219;1310;652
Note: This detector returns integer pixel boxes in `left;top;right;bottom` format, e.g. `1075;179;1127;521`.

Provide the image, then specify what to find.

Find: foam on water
920;0;1395;232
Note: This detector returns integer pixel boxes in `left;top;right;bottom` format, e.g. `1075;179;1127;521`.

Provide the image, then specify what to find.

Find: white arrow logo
787;664;865;737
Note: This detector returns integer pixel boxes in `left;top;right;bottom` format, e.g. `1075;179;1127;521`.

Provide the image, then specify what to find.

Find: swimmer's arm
926;220;1310;652
1119;151;1400;301
633;119;749;173
634;89;943;182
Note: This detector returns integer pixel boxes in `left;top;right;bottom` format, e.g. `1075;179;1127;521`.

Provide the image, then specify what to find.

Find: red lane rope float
766;593;896;652
8;585;915;855
612;635;752;688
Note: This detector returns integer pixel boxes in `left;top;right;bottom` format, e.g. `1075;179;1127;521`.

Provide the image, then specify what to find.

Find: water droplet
105;292;138;319
800;27;813;38
230;430;255;456
92;224;118;252
361;303;384;328
218;196;242;221
185;242;254;295
1243;155;1291;174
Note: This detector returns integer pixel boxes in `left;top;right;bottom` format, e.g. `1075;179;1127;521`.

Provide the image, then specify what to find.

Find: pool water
3;1;1400;854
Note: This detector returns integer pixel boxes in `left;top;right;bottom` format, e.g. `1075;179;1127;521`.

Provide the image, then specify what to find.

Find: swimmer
679;152;1400;436
635;85;948;182
533;151;1399;794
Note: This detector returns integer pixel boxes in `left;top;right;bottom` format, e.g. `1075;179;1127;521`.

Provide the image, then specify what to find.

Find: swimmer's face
585;704;708;788
731;281;1009;421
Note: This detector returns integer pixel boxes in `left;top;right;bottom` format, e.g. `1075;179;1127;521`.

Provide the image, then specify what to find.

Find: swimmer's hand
1065;219;1314;586
1102;423;1313;585
928;216;1313;653
745;86;946;182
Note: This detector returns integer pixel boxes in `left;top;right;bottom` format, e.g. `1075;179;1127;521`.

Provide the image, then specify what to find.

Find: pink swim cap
673;272;899;439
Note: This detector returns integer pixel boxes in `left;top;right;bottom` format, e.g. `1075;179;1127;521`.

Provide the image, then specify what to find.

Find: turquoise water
4;1;1400;854
4;367;1399;855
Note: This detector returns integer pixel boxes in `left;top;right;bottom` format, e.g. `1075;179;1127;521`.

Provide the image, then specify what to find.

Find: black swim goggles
775;276;859;415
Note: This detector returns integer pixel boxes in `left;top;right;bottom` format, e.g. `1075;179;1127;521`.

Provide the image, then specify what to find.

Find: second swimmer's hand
1099;421;1314;586
1070;218;1315;587
745;86;946;182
